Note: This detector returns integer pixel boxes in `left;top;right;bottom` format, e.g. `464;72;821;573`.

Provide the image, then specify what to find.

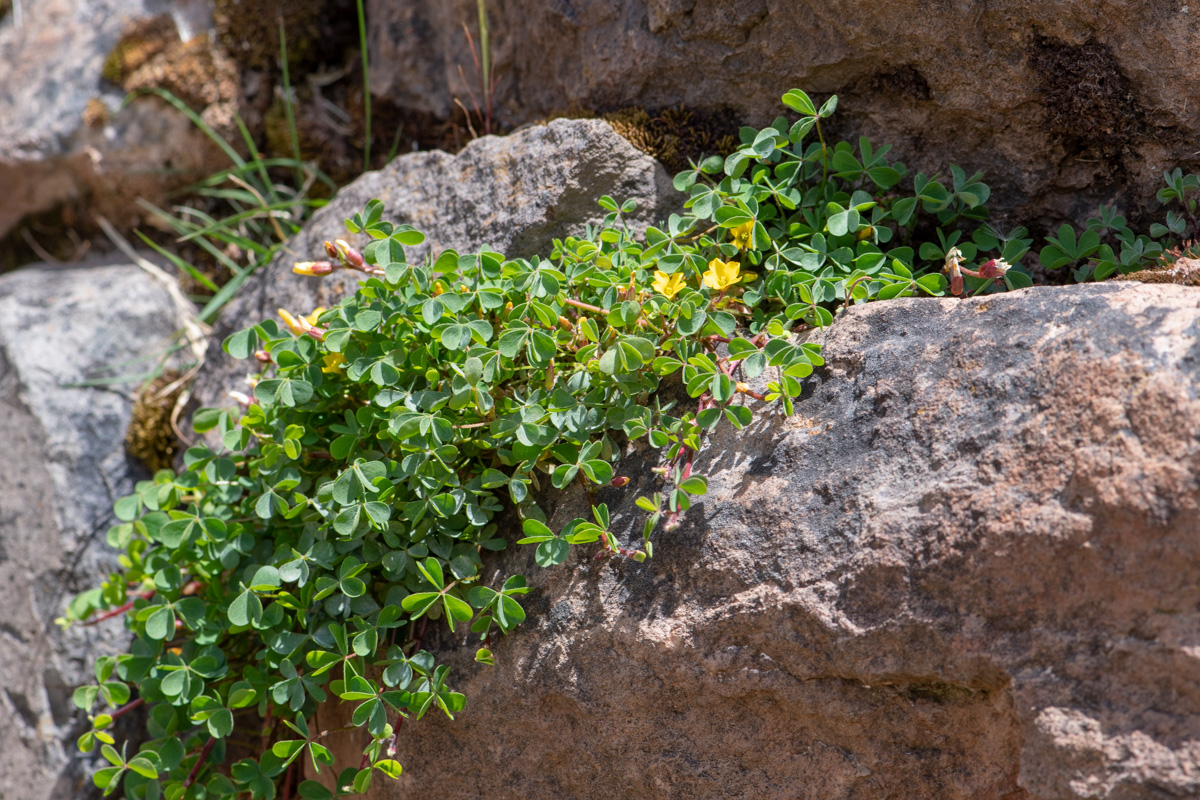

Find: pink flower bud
977;258;1011;280
335;239;365;270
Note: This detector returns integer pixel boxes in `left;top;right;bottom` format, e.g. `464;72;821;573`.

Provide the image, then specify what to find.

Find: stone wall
368;0;1200;226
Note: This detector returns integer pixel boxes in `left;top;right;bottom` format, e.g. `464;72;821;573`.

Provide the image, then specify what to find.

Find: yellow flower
321;352;347;374
278;307;326;335
278;308;303;335
731;220;755;250
702;258;742;291
652;270;686;299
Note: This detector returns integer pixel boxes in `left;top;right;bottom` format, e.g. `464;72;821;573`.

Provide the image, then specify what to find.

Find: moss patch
122;35;240;117
125;370;185;473
101;15;178;85
547;105;738;175
1029;36;1142;153
213;0;356;74
602;106;739;175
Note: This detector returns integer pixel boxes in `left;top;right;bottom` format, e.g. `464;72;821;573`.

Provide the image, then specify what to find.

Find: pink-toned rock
318;282;1200;799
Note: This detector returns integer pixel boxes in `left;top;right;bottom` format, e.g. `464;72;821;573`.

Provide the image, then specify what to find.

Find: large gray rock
0;0;223;238
368;0;1199;225
195;118;678;406
317;282;1200;800
0;259;180;799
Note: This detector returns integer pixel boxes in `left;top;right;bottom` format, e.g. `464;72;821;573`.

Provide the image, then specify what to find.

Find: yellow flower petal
321;352;347;374
731;221;755;250
278;308;304;335
702;258;741;291
305;307;326;326
652;270;686;299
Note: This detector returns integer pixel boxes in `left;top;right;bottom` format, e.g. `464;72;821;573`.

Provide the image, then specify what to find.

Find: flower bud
253;349;272;363
296;315;326;341
335;239;365;269
293;261;335;276
978;258;1011;280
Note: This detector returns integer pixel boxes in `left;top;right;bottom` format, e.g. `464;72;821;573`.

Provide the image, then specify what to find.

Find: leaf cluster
1039;169;1200;282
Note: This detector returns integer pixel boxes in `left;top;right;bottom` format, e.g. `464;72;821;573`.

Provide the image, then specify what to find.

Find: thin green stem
477;0;490;133
357;0;371;171
814;117;829;187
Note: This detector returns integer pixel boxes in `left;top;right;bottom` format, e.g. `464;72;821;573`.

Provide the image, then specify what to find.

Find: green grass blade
197;261;262;323
234;114;279;204
279;22;306;188
357;0;371;171
134;230;219;292
177;200;325;242
129;88;245;168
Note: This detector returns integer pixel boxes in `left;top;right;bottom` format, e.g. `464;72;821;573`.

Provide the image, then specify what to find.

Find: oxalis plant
1038;167;1200;282
64;89;1017;800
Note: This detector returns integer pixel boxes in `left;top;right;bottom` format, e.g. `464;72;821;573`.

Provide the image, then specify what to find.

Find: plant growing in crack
65;88;1042;800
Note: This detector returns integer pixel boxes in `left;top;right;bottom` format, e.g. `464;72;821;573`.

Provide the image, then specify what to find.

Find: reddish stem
183;737;216;789
280;760;296;800
108;697;144;721
565;297;605;315
385;711;405;758
83;591;155;626
716;356;767;401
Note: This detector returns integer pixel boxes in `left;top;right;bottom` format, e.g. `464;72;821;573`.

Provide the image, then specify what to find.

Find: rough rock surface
0;259;179;800
317;282;1200;800
369;0;1199;224
0;0;222;238
195;118;678;406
